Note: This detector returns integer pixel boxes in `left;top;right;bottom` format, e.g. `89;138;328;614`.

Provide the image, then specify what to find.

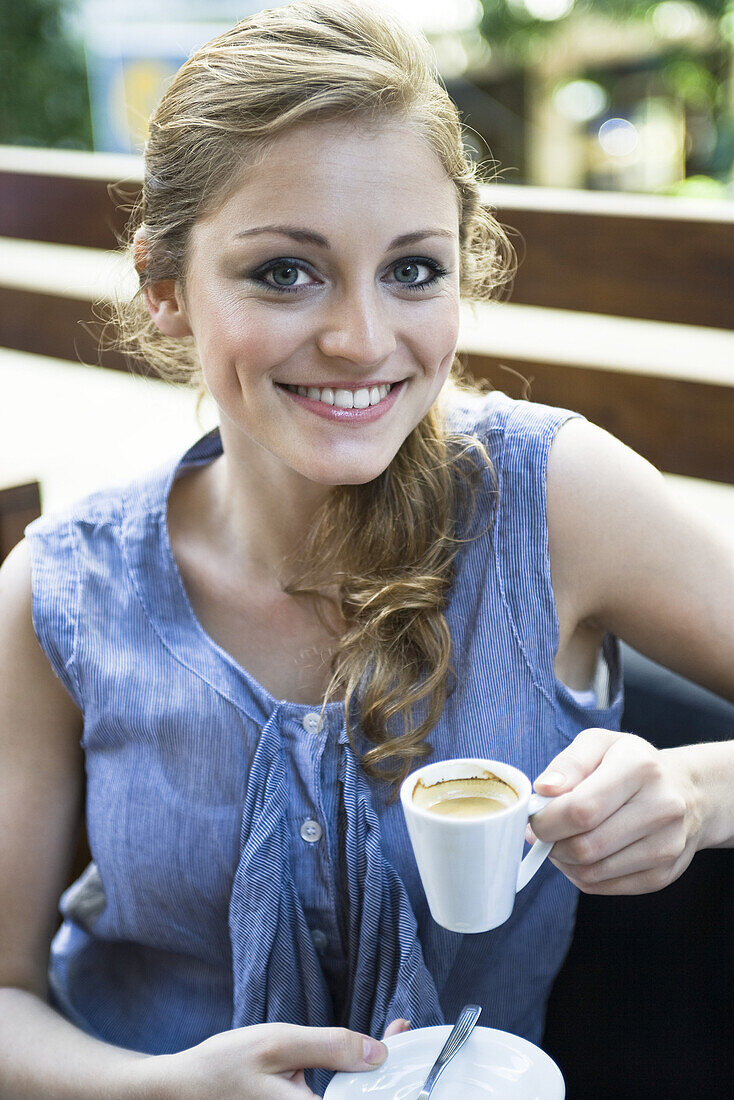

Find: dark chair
0;481;41;562
542;644;734;1099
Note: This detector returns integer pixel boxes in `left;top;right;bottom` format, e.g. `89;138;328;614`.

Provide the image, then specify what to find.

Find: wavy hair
111;0;514;786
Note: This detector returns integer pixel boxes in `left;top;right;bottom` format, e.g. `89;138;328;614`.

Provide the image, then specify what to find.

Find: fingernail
363;1037;386;1064
537;770;564;788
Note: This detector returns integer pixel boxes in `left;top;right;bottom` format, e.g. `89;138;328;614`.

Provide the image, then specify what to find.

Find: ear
133;225;192;338
142;279;193;338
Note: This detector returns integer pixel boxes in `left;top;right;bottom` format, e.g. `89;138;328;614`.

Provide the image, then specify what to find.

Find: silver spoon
416;1003;482;1099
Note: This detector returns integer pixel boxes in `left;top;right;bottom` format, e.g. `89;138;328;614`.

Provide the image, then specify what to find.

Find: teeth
285;382;393;408
334;389;353;409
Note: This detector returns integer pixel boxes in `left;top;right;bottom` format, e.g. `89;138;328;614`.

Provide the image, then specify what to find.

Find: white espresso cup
400;758;555;933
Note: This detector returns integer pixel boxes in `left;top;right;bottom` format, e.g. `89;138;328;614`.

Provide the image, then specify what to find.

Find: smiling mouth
280;382;393;409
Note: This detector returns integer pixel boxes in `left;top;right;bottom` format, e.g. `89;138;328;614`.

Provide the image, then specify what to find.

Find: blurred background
2;0;733;198
0;1;732;524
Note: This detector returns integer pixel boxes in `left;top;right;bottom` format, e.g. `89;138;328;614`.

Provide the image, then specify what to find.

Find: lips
278;378;404;422
281;383;392;409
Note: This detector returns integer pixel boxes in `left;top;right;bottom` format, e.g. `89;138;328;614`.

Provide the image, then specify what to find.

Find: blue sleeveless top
27;392;622;1093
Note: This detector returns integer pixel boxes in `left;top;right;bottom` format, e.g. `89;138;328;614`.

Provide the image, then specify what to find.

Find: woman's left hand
527;728;706;895
383;1019;411;1039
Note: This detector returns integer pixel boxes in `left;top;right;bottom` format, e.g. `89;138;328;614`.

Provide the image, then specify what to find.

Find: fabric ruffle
229;709;444;1095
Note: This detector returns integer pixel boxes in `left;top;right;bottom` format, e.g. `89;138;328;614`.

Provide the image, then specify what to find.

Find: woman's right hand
144;1022;390;1099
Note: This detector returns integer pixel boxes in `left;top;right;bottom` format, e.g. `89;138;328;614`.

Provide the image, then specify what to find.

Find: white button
311;929;328;952
302;712;324;735
300;819;323;843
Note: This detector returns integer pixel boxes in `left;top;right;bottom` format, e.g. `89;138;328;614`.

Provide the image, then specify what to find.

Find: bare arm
548;418;733;702
0;540;388;1098
0;539;154;1097
531;420;734;894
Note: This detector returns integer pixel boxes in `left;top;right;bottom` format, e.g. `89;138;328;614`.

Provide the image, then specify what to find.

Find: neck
208;421;334;580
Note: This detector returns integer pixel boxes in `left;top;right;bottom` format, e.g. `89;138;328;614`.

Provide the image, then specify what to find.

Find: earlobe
142;281;193;338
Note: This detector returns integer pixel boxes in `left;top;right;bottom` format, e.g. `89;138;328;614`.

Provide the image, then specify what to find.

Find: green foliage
664;172;729;193
584;0;727;17
478;0;730;58
0;0;92;148
662;56;721;107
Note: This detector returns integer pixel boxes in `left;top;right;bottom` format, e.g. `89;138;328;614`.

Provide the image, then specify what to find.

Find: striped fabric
26;391;623;1095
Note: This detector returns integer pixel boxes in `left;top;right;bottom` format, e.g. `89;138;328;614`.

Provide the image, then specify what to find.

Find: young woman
0;2;731;1097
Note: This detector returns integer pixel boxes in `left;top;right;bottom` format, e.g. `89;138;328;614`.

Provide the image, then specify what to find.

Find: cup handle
516;793;554;892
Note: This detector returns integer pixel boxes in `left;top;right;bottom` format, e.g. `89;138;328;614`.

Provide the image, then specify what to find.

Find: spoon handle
416;1004;482;1099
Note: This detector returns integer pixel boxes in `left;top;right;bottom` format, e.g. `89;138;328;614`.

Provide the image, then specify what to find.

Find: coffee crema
412;774;518;819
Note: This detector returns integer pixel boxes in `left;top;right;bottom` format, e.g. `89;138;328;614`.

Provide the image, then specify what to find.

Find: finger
553;837;693;896
550;781;687;868
266;1071;317;1100
383;1019;411;1039
553;818;692;889
256;1024;387;1074
267;1075;318;1100
533;727;628;795
533;733;657;842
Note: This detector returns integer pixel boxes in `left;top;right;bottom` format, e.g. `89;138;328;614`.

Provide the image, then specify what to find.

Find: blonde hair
114;0;514;785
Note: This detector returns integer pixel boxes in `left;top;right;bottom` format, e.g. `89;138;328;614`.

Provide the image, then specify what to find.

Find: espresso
412;774;518;819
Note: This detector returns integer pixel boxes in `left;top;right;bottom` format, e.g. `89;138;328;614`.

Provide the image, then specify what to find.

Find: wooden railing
458;185;734;483
2;149;731;325
1;144;733;489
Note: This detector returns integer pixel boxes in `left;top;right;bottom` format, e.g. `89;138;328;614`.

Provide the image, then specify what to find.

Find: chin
307;458;393;488
297;443;399;488
316;470;388;489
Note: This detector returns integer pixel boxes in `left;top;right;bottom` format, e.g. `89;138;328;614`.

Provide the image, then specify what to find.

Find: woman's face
175;118;461;489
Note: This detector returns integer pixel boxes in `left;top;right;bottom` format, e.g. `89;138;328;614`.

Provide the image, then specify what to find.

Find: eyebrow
235;225;329;248
387;228;456;249
233;225;456;249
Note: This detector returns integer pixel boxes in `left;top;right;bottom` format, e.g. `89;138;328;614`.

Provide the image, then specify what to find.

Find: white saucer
323;1025;565;1099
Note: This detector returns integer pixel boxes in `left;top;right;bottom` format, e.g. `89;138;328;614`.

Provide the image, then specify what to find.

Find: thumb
534;727;627;795
258;1024;387;1074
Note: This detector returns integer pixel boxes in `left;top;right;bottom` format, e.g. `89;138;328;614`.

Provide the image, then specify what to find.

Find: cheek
412;298;460;370
195;300;303;388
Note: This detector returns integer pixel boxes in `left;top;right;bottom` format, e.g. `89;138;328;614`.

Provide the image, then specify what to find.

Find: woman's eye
253;260;316;290
269;263;301;286
394;262;423;283
387;258;446;289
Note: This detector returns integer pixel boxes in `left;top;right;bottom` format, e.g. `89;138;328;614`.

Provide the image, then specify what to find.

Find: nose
316;284;396;367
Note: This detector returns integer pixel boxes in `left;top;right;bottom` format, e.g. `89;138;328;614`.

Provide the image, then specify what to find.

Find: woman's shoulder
25;483;141;552
442;384;582;461
26;485;128;542
24;438;205;545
